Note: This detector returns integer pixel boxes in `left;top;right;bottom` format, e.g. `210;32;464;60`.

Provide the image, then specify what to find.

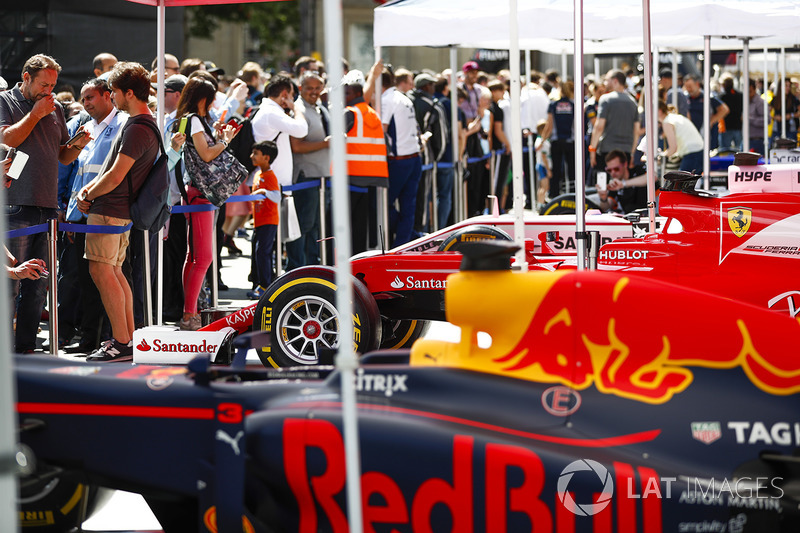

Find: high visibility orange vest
346;102;389;181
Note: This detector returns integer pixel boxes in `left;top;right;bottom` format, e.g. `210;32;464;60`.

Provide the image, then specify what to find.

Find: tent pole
374;46;388;251
742;39;750;153
323;0;363;531
594;56;600;79
526;49;535;209
672;50;679;111
155;0;166;325
0;115;18;533
574;0;586;270
764;48;769;159
643;0;657;233
781;47;786;138
450;46;462;222
703;35;711;189
509;0;526;270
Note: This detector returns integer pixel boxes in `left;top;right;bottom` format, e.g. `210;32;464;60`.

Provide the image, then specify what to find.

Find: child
535;119;552;208
247;140;281;300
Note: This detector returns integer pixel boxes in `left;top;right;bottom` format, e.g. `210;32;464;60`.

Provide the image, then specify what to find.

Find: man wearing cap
659;69;689;117
381;67;422;247
459;61;482;121
409;73;447;232
342;67;388;254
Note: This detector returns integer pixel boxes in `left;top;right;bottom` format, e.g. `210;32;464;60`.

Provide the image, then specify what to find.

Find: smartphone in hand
178;116;188;135
7;150;29;179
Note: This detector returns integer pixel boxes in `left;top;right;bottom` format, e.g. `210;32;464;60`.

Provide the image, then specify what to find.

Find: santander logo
137;339;152;352
390;276;404;289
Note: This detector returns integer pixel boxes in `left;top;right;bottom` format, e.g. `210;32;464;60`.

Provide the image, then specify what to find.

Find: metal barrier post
381;187;389;250
527;134;535;209
587;230;600;270
48;218;59;356
156;227;164;325
210;210;218;309
143;229;153;326
276;204;283;277
431;162;439;232
319;178;327;265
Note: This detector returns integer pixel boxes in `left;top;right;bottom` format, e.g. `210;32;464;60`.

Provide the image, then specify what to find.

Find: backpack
409;90;448;162
126;118;171;233
227;105;259;173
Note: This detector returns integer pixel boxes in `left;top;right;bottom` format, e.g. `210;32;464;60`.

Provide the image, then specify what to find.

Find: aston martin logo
727;207;751;237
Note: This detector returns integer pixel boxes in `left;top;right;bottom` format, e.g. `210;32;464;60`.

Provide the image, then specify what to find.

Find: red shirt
252;169;279;227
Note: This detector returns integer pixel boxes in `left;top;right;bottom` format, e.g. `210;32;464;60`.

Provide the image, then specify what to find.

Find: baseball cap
204;61;225;76
462;61;479;73
414;73;436;89
342;69;365;87
152;74;188;93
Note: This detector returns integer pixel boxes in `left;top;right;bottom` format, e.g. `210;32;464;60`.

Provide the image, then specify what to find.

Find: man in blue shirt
683;74;729;151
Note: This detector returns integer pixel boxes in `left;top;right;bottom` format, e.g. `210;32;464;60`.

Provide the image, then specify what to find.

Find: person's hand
227;79;248;103
504;143;511;156
11;258;47;280
77;185;92;214
31;94;56;119
590;151;597;167
220;124;237;144
68;126;93;150
252;188;267;197
606;178;623;191
2;157;11;187
170;132;186;151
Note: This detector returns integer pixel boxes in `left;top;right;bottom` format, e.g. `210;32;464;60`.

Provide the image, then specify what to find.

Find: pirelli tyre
380;319;431;350
540;193;601;215
18;464;111;532
253;266;382;367
437;224;512;252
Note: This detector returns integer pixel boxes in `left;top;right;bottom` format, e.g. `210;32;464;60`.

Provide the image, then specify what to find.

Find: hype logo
390;276;404;289
137;339;152;352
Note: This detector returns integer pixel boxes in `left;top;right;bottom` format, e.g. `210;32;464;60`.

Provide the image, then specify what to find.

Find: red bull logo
412;270;800;404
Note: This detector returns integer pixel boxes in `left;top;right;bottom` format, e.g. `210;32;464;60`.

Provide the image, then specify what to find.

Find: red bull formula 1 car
14;241;800;532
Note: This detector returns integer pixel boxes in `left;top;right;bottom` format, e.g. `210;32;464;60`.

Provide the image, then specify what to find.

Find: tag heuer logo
691;422;722;444
727;207;752;237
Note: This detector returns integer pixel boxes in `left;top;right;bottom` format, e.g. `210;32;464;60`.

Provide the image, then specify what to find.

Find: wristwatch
219;139;229;148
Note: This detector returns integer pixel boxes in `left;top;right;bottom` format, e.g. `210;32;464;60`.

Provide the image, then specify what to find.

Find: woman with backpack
174;77;238;331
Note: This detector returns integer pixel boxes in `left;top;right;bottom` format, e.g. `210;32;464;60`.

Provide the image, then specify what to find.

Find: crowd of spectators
0;48;793;357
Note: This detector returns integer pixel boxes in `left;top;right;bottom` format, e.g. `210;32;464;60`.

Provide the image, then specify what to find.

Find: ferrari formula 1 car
15;241;800;532
184;156;800;369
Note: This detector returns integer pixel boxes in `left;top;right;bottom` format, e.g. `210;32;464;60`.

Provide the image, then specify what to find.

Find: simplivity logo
557;459;614;516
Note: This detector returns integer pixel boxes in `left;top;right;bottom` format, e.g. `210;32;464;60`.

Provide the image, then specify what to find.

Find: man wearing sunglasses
596;149;650;214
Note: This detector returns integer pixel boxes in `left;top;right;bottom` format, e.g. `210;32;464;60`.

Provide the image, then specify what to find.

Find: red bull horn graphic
411;270;800;404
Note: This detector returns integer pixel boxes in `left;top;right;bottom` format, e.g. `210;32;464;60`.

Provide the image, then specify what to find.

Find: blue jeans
718;130;743;152
254;224;277;289
680;150;704;174
388;156;422;247
6;205;56;352
436;165;454;230
285;176;321;271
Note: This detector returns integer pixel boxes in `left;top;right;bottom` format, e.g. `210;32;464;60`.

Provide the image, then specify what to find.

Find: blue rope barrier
227;194;266;203
172;204;219;214
60;222;133;234
282;179;322;192
6;223;49;239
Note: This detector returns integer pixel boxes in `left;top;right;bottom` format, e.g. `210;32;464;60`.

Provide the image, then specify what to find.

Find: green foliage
187;2;300;61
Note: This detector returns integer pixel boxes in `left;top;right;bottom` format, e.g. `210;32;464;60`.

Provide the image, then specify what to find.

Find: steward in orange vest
344;84;388;188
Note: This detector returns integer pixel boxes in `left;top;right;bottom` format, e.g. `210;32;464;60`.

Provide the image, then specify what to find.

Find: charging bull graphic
412;270;800;404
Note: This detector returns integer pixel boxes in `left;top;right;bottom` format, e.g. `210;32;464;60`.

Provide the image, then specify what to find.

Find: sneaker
179;315;202;331
246;286;266;300
86;339;133;362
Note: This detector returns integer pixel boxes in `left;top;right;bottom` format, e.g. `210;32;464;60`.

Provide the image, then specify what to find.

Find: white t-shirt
251;98;308;187
380;87;420;157
663;113;704;157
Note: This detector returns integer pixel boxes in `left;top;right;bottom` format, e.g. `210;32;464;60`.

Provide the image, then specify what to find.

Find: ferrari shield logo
727;207;751;237
691;421;721;444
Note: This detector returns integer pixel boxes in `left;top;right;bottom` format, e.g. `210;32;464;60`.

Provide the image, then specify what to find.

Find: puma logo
215;429;244;455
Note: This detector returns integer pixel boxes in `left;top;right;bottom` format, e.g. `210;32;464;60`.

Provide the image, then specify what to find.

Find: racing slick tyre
437;224;512;252
18;464;111;532
380;318;431;350
540;192;601;215
253;266;382;367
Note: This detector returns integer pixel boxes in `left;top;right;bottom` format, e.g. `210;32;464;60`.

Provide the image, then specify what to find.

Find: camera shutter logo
557;459;614;516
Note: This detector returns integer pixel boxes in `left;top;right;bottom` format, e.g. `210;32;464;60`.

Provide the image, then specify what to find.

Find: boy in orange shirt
247;140;281;300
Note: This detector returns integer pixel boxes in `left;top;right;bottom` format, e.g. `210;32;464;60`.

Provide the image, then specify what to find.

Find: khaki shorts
85;214;131;267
